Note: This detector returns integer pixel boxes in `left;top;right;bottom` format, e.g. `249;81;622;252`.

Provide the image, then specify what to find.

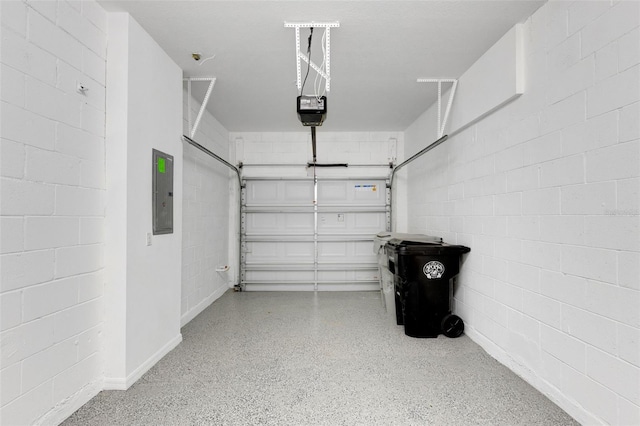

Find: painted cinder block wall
182;92;231;326
1;0;637;425
1;2;188;424
231;131;402;177
404;1;639;424
0;1;108;424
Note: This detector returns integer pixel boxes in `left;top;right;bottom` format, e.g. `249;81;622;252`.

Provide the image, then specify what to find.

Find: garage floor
63;291;577;425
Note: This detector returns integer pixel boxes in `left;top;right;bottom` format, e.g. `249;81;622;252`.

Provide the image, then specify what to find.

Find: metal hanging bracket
184;77;216;139
285;21;339;92
417;79;458;138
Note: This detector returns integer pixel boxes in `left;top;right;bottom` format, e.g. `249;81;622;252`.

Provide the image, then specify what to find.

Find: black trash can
387;237;470;338
374;232;443;324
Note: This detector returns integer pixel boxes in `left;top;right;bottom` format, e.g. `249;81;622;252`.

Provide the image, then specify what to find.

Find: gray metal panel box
152;149;174;235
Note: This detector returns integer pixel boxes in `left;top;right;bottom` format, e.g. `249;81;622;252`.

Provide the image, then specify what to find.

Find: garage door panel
318;241;347;257
351;212;385;232
249;181;279;203
248;213;277;231
284;181;315;203
242;178;389;291
246;241;314;263
317;182;347;202
317;282;380;291
284;242;314;258
317;180;386;205
318;213;346;230
353;187;381;202
283;214;314;231
318;270;378;281
318;212;386;234
245;283;315;292
354;241;376;256
318;241;377;264
248;180;313;205
246;212;314;235
246;270;314;282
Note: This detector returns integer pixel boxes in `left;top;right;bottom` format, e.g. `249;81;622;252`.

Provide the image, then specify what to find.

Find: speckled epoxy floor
63;291;577;425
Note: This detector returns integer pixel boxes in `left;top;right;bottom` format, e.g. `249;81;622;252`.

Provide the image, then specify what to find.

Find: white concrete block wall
181;90;231;326
404;1;639;424
0;1;106;424
232;131;402;179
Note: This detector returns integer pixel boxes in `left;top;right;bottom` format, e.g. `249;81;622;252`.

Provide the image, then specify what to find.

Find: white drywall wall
449;24;525;134
404;1;639;424
0;1;107;424
104;13;182;389
103;9;128;387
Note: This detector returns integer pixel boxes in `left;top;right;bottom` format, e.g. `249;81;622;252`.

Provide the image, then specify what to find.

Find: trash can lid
373;232;442;254
374;232;442;243
386;237;470;255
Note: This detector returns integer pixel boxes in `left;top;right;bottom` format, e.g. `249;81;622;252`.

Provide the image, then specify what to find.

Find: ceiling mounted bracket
285;21;339;93
417;79;458;138
184;77;216;139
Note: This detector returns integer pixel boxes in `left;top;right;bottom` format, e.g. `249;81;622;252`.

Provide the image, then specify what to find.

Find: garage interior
1;1;638;425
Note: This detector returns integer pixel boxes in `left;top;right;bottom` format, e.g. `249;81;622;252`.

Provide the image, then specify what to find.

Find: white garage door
242;177;389;291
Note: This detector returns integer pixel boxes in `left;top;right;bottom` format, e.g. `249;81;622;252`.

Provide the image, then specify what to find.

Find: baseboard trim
180;285;229;327
464;327;601;425
103;333;182;390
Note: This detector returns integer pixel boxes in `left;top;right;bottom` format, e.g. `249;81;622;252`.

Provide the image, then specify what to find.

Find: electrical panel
152;149;174;235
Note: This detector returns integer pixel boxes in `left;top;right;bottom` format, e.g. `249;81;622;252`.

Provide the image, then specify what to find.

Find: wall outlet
146;233;152;246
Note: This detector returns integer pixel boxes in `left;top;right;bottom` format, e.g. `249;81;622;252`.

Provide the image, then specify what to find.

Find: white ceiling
98;1;546;132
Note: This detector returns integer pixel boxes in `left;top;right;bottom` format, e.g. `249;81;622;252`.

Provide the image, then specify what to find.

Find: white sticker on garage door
354;184;377;191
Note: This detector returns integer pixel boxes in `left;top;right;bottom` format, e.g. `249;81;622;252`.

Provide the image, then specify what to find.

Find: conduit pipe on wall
182;135;243;290
388;134;448;232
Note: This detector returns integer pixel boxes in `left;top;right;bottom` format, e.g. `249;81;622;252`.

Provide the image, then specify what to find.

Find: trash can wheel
441;314;464;338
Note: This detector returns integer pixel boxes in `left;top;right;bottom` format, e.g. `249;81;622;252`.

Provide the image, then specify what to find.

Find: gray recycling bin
373;232;396;321
387;236;470;338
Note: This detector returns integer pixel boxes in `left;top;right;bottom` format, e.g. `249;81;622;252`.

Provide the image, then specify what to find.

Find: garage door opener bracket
417;79;458;138
285;21;339;93
184;77;216;139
